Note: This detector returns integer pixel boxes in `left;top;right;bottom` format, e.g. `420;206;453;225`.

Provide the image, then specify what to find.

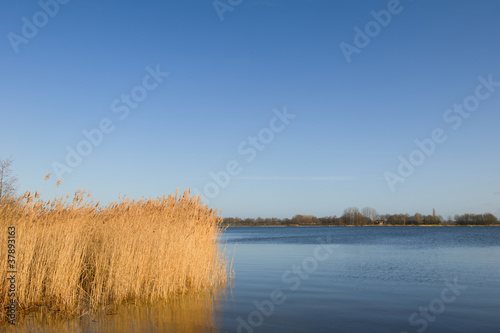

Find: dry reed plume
0;188;228;323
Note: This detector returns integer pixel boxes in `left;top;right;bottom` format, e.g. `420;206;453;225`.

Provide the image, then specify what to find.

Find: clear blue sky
1;0;499;219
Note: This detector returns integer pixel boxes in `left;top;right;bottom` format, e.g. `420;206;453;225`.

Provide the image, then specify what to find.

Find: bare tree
414;213;422;225
0;156;18;199
361;207;377;222
343;207;362;225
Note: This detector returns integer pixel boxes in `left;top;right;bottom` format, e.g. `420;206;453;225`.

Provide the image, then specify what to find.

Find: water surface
10;227;500;332
218;227;500;333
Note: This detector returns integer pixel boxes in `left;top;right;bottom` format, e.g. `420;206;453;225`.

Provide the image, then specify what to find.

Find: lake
12;227;500;332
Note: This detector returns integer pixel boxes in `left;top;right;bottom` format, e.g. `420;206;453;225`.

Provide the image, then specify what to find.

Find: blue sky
1;0;499;219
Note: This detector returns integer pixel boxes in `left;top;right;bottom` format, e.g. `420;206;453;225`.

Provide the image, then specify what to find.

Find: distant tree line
454;213;498;226
222;207;499;227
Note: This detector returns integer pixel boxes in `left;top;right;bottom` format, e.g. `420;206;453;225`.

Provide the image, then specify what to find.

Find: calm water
12;227;500;332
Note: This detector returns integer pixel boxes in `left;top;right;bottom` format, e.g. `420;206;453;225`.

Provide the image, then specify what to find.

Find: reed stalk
0;188;228;322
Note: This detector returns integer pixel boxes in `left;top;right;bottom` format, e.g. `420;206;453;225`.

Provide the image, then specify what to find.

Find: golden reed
0;187;228;322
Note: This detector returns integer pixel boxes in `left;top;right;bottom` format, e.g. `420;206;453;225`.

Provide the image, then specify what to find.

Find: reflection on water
219;227;500;333
4;227;500;332
6;289;225;333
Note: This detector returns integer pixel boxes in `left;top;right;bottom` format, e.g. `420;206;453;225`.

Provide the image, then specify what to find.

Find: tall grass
0;188;228;322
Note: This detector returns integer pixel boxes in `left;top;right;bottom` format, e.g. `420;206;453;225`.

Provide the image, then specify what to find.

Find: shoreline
222;224;500;227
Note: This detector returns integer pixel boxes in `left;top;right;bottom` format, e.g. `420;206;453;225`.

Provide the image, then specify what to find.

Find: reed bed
0;188;228;323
